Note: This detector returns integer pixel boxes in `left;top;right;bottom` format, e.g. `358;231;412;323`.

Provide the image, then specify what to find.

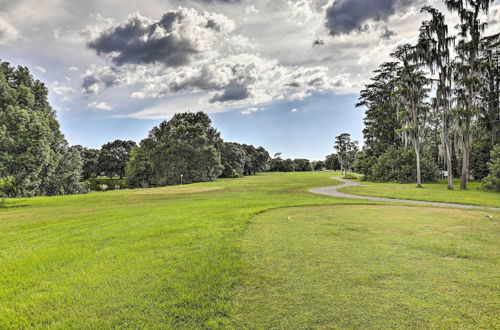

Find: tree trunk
460;140;469;190
414;142;422;188
443;117;453;190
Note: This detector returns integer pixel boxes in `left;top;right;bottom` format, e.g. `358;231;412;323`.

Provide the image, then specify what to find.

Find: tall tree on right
391;44;430;188
417;6;456;189
444;0;493;190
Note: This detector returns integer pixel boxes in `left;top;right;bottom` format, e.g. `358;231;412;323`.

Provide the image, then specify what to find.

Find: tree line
353;0;499;191
0;61;329;198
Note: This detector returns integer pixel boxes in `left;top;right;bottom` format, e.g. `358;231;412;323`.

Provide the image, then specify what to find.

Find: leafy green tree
445;0;492;190
312;160;325;171
392;43;430;188
242;144;270;175
0;60;87;197
324;153;341;170
220;142;247;178
334;133;358;174
417;6;456;189
126;138;156;188
293;159;312;171
127;112;223;187
370;147;439;184
72;145;99;179
481;145;500;191
98;140;136;178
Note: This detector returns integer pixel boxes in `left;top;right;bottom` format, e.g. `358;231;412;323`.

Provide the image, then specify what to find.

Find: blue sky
2;0;498;161
58;91;362;160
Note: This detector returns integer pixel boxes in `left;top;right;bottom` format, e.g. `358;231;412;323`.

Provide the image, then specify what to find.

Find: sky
1;0;499;160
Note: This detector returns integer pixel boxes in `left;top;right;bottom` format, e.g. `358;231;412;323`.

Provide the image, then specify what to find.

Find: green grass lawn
1;172;499;328
231;205;500;328
339;179;500;208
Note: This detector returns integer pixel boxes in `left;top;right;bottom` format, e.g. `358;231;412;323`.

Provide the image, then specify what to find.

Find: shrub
367;147;439;183
481;145;500;192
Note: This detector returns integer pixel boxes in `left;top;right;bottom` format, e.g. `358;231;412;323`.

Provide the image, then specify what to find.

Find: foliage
481;145;500;192
73;146;100;179
98;140;136;178
334;133;358;173
293;159;312;172
312;160;325;171
242;144;270;175
324;153;341;170
220;142;247;178
0;60;87;197
268;157;295;172
369;147;439;184
126;112;223;187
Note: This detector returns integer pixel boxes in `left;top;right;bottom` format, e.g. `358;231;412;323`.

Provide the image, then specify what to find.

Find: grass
231;205;500;328
0;171;498;328
0;172;361;328
339;179;500;208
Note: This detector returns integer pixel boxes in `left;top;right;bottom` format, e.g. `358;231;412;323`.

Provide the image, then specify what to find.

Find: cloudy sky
1;0;499;159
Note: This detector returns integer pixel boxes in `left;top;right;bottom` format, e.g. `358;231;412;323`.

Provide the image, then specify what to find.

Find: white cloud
68;66;79;71
86;101;113;111
0;13;20;44
35;66;47;73
51;81;75;102
291;108;299;113
81;6;334;118
241;107;264;115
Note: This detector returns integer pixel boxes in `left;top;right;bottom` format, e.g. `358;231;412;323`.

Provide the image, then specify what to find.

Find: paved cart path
311;177;500;210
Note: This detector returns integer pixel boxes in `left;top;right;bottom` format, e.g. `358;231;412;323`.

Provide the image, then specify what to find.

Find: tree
445;0;493;190
220;142;247;178
334;133;358;174
324;153;341;170
98;140;136;178
242;144;270;175
72;145;99;179
356;62;401;156
0;60;87;197
293;159;312;172
417;6;456;189
481;145;500;191
392;44;430;188
312;160;325;171
126;112;223;187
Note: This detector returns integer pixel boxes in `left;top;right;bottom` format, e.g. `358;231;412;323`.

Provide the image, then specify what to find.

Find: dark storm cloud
325;0;416;36
209;82;249;103
86;11;222;66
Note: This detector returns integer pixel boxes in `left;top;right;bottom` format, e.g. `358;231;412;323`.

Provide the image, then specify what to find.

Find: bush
342;173;361;180
481;145;500;192
367;147;439;183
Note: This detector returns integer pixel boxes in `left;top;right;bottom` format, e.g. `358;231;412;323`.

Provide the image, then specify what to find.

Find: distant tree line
353;1;499;191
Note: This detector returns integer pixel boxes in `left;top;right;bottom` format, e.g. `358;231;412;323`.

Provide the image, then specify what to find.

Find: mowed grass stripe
231;205;500;329
0;172;362;328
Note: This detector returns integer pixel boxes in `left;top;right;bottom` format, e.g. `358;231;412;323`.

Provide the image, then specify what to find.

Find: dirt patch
135;186;223;195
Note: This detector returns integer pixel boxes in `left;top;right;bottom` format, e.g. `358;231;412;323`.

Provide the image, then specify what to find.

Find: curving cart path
311;177;500;211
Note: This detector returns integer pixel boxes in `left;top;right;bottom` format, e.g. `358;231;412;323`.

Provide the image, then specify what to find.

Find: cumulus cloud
86;101;113;111
0;14;19;44
86;8;235;66
51;81;76;102
82;6;334;108
325;0;420;36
